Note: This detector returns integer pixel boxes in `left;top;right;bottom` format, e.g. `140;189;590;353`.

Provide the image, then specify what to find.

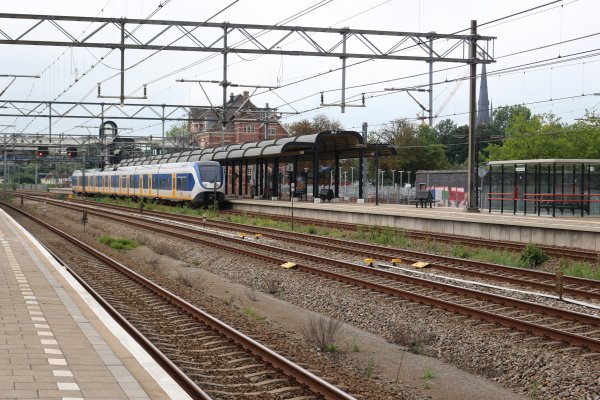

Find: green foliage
98;235;138;250
242;308;265;321
465;247;522;268
487;111;600;161
530;379;540;399
302;316;341;352
421;367;435;389
368;225;409;247
519;243;549;268
287;113;342;136
558;259;600;280
450;243;472;258
364;358;375;378
323;343;338;353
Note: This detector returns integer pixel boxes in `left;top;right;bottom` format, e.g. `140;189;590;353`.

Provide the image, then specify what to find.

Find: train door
171;173;176;199
175;174;188;200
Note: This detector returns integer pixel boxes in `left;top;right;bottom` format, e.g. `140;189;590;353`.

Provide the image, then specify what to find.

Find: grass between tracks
83;196;600;280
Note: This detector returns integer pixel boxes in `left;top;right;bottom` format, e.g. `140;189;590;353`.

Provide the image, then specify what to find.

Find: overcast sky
1;0;599;138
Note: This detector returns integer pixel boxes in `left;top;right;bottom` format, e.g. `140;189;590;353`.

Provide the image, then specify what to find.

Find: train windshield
198;163;221;183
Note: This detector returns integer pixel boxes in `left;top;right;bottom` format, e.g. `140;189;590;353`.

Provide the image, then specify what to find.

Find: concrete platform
0;208;191;400
229;198;600;252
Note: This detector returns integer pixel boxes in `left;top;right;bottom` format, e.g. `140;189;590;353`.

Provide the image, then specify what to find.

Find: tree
485;112;600;161
287;113;343;136
491;105;532;133
166;121;189;148
370;119;450;185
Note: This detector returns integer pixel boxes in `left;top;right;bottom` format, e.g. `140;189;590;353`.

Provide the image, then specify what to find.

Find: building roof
487;159;600;166
189;92;279;131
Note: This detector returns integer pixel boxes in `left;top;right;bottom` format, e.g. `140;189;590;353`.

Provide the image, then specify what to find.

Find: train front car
191;161;225;208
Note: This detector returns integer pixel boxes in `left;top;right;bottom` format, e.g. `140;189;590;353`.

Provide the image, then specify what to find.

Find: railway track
25;194;600;302
219;209;600;263
13;197;600;353
3;201;357;400
21;191;599;262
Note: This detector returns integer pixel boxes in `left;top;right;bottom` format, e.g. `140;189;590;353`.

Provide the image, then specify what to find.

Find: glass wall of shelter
483;159;600;217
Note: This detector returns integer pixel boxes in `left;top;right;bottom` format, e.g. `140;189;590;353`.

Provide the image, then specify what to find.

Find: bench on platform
414;191;433;208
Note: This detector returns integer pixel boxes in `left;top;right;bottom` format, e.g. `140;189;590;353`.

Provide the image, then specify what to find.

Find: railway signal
37;146;49;157
66;146;78;158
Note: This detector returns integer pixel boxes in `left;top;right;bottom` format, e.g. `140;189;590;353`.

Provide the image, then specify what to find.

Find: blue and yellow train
70;160;225;208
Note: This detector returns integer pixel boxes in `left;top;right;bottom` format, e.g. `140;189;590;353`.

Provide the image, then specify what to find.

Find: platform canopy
115;130;396;167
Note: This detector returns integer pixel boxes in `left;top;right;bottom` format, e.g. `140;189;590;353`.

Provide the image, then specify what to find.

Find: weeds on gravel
519;243;549;268
174;272;194;287
390;326;436;355
450;243;472;258
369;226;404;247
421;367;435;389
530;379;540;398
98;235;138;250
350;338;360;353
302;316;341;353
422;238;442;254
223;295;236;306
242;307;265;321
364;358;375;378
245;287;258;301
466;247;521;267
263;277;282;295
557;258;600;280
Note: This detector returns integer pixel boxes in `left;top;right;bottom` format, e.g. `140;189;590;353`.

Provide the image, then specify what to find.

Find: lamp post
343;171;347;187
391;170;396;187
350;167;354;186
399;170;404;188
379;170;384;188
407;171;412;187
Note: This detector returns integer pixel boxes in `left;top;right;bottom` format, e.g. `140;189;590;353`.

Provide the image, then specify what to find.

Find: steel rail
41;246;211;400
20;198;600;352
33;195;600;300
2;202;356;400
74;205;600;352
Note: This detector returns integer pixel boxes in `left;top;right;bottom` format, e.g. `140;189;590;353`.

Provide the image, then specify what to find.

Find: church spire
477;63;491;125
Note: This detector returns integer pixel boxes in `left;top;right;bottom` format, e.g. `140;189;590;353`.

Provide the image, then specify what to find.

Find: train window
121;176;126;188
143;174;148;189
198;163;221;183
176;176;186;190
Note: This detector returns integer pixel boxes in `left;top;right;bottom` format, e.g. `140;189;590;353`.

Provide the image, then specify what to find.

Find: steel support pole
161;105;165;154
341;32;347;113
467;20;479;212
428;36;433;126
120;22;125;106
221;26;228;147
361;122;367;201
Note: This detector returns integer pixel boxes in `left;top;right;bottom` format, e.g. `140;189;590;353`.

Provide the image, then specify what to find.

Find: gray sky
1;0;599;138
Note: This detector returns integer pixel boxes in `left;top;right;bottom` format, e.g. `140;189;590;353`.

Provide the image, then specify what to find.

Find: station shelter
115;130;396;202
483;159;600;217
